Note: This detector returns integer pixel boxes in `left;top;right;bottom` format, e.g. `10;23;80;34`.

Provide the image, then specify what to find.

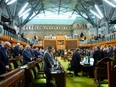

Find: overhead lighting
82;13;88;18
5;0;9;3
90;10;102;19
104;0;116;7
7;0;17;5
18;2;28;16
19;8;31;17
29;13;36;19
23;13;29;19
95;4;104;18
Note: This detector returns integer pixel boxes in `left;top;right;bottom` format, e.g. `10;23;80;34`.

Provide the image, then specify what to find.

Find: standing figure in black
93;46;104;67
71;48;81;76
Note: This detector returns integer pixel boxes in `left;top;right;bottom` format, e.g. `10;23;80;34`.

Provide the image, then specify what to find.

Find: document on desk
51;70;62;74
20;65;28;69
51;71;57;74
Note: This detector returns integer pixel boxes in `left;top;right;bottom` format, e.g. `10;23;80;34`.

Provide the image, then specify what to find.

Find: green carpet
57;57;108;87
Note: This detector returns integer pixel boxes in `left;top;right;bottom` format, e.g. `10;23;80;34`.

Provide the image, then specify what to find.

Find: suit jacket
71;51;81;68
22;49;33;64
93;49;104;67
114;48;116;64
13;46;20;58
0;47;9;74
34;50;43;58
0;44;2;47
43;52;54;72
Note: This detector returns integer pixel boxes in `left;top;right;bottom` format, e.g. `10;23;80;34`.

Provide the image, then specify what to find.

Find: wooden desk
107;62;116;87
0;68;20;81
0;69;25;87
81;64;94;77
52;70;66;87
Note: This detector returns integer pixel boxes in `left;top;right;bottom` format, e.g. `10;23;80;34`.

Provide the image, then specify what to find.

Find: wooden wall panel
66;40;77;49
44;40;56;48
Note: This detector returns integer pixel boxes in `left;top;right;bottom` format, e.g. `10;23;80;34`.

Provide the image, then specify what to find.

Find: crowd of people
0;41;44;74
0;41;60;87
0;39;116;86
61;45;116;77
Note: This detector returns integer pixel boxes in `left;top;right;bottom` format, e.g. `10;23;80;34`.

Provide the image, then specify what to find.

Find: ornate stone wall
22;23;89;37
72;22;89;37
22;24;73;36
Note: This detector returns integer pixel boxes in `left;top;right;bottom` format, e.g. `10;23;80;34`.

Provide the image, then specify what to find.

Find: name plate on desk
20;65;28;69
51;69;64;74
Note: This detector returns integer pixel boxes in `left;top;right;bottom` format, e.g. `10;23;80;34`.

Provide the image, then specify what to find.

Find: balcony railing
30;39;43;46
0;26;30;43
79;32;116;44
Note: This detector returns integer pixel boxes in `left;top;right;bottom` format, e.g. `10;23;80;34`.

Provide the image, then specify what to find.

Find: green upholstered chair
16;60;22;66
33;66;46;79
9;62;15;70
29;69;46;87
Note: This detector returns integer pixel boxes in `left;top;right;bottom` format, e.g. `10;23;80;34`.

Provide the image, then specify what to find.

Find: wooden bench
107;62;116;87
0;68;20;81
0;69;25;87
94;58;112;87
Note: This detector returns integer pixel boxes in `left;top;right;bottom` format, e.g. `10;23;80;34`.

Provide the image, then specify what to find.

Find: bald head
4;41;11;49
16;43;20;47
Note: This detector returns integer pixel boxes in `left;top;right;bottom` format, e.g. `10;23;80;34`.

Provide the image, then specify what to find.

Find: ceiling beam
80;2;98;27
0;0;4;7
20;1;43;27
5;3;12;20
20;0;42;26
21;7;43;27
108;8;115;21
58;0;62;15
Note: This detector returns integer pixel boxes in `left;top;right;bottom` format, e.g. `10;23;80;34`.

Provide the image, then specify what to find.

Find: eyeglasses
7;45;10;48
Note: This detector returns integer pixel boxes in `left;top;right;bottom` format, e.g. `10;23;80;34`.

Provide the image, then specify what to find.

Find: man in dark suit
43;46;55;86
13;43;21;58
0;41;11;75
114;47;116;64
0;40;3;47
34;47;43;58
71;48;81;76
93;46;104;67
22;45;33;65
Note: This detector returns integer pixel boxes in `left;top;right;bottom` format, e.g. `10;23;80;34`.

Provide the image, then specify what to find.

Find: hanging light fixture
7;0;17;5
18;2;29;16
90;10;102;19
19;8;31;17
95;4;104;18
104;0;116;7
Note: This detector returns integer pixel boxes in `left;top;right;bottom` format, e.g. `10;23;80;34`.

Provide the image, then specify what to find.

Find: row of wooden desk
0;61;66;87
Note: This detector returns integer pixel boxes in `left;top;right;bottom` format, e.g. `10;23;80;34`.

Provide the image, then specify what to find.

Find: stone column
0;8;2;21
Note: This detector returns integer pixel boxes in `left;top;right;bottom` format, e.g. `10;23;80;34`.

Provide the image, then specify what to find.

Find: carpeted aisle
57;57;108;87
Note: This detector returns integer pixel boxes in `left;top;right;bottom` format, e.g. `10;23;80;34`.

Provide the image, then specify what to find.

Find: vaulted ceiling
0;0;116;27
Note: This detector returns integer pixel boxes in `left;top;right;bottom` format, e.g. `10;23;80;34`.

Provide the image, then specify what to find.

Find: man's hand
5;65;10;70
114;65;116;68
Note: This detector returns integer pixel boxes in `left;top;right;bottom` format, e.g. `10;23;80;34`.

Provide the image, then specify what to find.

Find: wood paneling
0;69;25;87
66;40;77;49
44;40;56;48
